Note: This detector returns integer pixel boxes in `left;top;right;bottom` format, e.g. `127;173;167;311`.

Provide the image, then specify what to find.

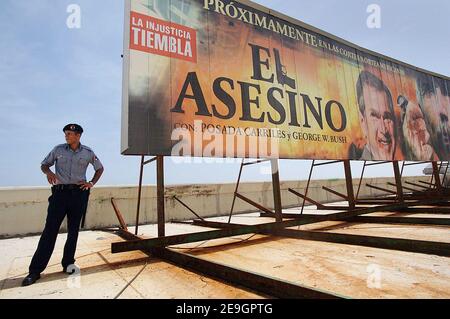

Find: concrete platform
0;208;449;299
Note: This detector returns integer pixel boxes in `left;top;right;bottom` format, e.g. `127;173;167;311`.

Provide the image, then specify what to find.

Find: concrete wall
0;176;424;238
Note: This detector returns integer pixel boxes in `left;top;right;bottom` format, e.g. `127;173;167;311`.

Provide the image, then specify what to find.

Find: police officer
22;124;104;286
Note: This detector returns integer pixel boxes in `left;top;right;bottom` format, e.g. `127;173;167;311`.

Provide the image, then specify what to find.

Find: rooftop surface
1;206;449;299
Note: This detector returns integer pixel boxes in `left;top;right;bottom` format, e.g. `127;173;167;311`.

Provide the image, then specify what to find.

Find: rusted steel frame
157;156;165;238
392;161;404;202
364;161;392;166
191;220;450;257
300;160;315;215
111;200;441;253
403;161;432;166
263;203;450;216
114;229;343;299
259;211;450;225
242;159;271;166
432;162;443;191
228;159;245;223
387;182;417;193
288;188;327;210
271;159;283;222
442;162;449;188
312;160;343;167
111;198;128;231
173;195;204;221
403;181;432;190
143;157;158;166
348;216;450;226
344;160;356;209
366;184;398;195
356;161;367;200
322;186;348;200
235;193;274;215
135;156;145;235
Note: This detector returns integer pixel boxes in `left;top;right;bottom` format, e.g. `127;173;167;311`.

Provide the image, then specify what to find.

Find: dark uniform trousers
29;187;90;275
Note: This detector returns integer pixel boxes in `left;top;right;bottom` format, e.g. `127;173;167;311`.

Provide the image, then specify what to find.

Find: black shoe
22;273;41;287
62;266;76;274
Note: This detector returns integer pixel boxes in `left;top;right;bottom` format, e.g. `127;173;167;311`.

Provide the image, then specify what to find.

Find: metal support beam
348;216;450;226
392;161;404;202
322;186;348;200
191;220;450;257
288;188;326;209
271;159;283;222
344;160;356;209
135;156;145;235
173;196;204;221
432;161;443;191
261;212;450;226
157;156;165;238
235;193;274;215
112;199;442;253
366;184;397;195
111;198;128;231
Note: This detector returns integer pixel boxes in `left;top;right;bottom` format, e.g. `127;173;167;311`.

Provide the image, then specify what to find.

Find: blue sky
0;0;449;187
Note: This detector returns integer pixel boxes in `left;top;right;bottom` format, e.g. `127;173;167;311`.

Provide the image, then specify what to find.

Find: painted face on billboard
422;87;450;159
357;71;396;161
399;97;435;160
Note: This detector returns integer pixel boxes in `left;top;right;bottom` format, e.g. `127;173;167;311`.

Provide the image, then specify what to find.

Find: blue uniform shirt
41;144;103;185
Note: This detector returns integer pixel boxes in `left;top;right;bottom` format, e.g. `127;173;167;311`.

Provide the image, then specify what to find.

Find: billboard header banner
122;0;450;161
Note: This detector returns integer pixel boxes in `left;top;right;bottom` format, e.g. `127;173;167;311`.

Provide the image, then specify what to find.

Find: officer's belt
52;184;81;191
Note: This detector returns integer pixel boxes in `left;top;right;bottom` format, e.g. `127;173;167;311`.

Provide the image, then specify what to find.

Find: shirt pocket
56;155;69;172
77;157;89;170
56;155;68;165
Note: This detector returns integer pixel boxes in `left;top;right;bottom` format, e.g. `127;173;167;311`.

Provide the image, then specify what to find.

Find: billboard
121;0;450;161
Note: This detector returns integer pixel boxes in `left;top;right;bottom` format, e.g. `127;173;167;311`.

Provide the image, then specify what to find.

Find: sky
0;0;449;187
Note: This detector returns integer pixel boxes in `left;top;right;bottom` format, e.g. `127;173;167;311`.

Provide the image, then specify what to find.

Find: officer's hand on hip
46;172;58;185
78;181;94;191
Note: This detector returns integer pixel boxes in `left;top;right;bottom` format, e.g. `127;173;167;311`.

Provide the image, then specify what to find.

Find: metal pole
343;160;355;209
393;161;404;202
271;159;283;222
301;160;315;215
157;155;165;237
432;161;442;191
356;161;367;200
135;156;145;235
228;159;245;223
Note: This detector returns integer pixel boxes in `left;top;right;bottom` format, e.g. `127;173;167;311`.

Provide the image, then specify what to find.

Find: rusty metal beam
344;160;356;209
432;162;443;191
403;181;430;190
260;213;450;226
191;220;450;257
157;156;165;237
288;188;326;209
173;195;204;221
387;182;417;193
112;199;442;253
322;186;348;200
392;161;404;202
365;161;392;166
348;216;450;226
135;156;145;235
366;184;397;195
235;193;274;215
271;159;283;222
111;198;128;231
313;160;343;167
